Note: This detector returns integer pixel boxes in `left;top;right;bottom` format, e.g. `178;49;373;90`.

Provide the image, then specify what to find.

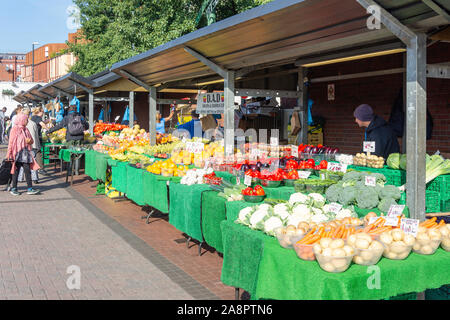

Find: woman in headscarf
6;113;40;196
17;109;41;184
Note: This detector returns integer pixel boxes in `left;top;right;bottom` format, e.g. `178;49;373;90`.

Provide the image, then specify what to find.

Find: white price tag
327;162;347;173
236;176;241;185
193;142;204;154
114;116;121;122
298;171;311;179
387;205;405;217
185;142;194;153
251;148;259;157
365;176;376;187
384;216;400;227
328;203;343;214
363;141;376;153
204;160;210;170
400;218;419;237
291;145;299;158
244;175;252;186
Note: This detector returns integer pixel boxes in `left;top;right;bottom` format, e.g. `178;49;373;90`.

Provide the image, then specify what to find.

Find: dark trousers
12;162;32;189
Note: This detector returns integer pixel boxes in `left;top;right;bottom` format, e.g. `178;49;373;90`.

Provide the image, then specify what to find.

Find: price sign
114;116;121;122
204;160;210;170
244;175;252;186
327;203;343;214
387;205;405;217
327;162;347;173
363;141;376;153
365;176;376;187
384;216;400;227
298;171;311;179
291;145;299;158
193;142;205;154
236;176;241;185
400;218;419;237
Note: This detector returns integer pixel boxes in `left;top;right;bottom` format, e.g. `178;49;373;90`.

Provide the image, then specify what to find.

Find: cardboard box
308;132;323;146
200;114;218;132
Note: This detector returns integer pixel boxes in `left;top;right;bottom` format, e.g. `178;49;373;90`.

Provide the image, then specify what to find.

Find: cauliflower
292;204;311;217
336;208;355;220
287;214;309;227
263;216;283;235
309;193;326;208
322;204;334;214
258;204;271;212
289;193;310;206
273;204;290;220
311;207;323;216
249;209;269;230
310;213;329;224
237;207;254;225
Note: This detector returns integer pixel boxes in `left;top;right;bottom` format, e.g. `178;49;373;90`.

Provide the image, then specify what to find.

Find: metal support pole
297;68;308;145
224;71;235;156
129;91;135;127
149;87;157;146
89;92;94;135
406;33;427;221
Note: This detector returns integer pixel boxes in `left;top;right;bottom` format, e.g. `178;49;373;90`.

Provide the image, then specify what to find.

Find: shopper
19;109;40;184
0;107;5;144
47;105;89;147
354;104;400;159
177;111;203;139
55;102;65;124
156;108;175;134
6;113;40;196
31;106;50;175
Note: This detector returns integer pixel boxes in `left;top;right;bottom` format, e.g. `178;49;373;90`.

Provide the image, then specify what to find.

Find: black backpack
68;114;85;136
0;160;12;185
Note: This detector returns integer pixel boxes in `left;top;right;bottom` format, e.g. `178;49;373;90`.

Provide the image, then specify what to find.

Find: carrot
372;217;385;228
304;227;317;238
342;229;349;239
317;227;325;238
304;234;321;245
421;217;437;227
355;229;364;233
298;234;314;244
332;225;343;238
369;226;391;235
430;220;445;229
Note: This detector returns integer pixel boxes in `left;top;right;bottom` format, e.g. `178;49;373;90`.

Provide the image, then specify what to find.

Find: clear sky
0;0;77;53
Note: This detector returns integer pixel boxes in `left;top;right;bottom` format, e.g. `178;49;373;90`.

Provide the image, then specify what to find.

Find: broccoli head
338;186;357;206
379;185;401;200
342;171;362;182
325;183;342;203
356;186;379;209
378;197;398;213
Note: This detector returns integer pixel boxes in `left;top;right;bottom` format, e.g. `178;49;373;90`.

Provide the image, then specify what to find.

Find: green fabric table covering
255;240;450;300
95;152;110;182
111;161;128;193
201;191;227;253
142;171;170;214
220;220;272;296
84;150;98;180
169;183;211;242
216;171;237;184
126;165;145;206
58;149;71;162
263;186;295;201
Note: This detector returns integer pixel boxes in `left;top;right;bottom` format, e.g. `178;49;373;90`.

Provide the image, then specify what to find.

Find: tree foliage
69;0;272;76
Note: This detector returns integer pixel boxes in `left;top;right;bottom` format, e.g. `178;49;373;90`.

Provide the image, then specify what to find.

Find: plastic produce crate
347;165;405;187
440;199;450;214
399;190;439;214
425;285;450;300
427;175;450;201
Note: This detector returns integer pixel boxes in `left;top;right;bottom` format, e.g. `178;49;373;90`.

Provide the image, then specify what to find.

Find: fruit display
47;128;67;144
242;185;266;197
412;218;444;255
180;168;214;185
353;152;384;168
93;122;128;136
275;226;306;249
147;159;188;177
203;172;222;185
209;181;245;202
440;223;450;251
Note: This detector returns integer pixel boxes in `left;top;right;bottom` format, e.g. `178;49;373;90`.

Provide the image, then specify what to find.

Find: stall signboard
327;162;347;173
327;203;343;214
387;205;406;217
244;175;252;186
400;218;420;237
365;176;376;187
298;171;311;179
197;93;225;114
291;145;299;158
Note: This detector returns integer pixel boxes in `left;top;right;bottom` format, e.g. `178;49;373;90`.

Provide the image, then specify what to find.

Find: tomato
307;159;315;166
320;160;328;169
314;165;321;170
255;188;265;196
287;170;299;179
286;160;298;169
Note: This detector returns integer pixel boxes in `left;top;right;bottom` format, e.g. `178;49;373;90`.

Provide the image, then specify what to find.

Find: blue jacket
177;119;202;139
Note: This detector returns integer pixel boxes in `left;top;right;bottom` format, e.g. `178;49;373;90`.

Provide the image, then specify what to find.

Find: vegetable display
353;153;384;168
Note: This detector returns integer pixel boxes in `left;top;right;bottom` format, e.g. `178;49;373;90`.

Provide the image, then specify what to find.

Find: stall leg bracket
141;209;155;224
235;288;240;300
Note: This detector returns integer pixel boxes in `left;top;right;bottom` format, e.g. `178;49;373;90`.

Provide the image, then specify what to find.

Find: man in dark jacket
47;105;89;146
354;104;400;159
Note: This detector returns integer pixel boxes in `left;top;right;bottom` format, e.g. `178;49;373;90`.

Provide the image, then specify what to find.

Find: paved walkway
0;146;218;300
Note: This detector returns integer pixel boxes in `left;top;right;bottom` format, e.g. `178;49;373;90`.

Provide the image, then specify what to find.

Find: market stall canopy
92;72;148;94
38;72;96;98
111;0;449;87
28;84;50;101
13;91;29;104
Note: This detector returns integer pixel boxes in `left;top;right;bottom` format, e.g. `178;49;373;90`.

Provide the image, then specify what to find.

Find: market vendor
176;111;203;139
354;104;400;159
156;109;175;134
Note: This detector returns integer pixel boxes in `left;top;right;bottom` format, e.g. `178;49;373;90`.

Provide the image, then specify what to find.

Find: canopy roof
111;0;449;87
39;72;95;98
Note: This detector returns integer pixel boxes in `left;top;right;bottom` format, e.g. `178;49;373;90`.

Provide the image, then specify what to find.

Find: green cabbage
387;153;401;170
399;154;407;170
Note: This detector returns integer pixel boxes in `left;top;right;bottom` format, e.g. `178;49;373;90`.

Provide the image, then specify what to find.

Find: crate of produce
425;285;450;300
398;191;438;214
348;165;405;187
427;174;450;201
440;199;450;214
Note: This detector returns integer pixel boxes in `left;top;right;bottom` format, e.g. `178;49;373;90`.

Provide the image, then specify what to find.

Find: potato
391;242;407;254
429;229;442;241
417;232;430;241
313;244;322;254
439;226;450;237
347;234;357;247
332;248;346;257
353;256;365;265
356;239;370;250
369;241;384;252
403;234;415;246
330;239;345;249
320;238;332;249
297;222;309;230
396;250;411;259
392;229;404;241
343;245;355;256
413;242;422;251
322;262;335;273
332;258;349;269
384;251;398;259
286;225;296;232
361;250;373;261
420;245;433;255
322;248;333;257
442;237;450;251
380;233;393;245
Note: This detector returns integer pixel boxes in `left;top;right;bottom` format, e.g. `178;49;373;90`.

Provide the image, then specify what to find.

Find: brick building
0;53;26;82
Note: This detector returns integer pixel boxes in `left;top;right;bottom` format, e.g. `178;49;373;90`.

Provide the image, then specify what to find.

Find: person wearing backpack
47;105;89;147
